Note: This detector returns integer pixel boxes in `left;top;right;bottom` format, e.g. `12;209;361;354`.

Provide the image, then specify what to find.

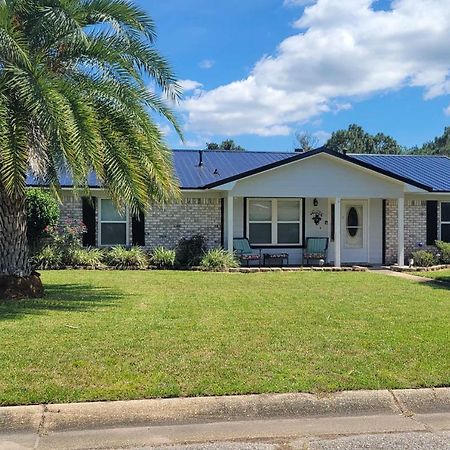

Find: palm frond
0;0;181;210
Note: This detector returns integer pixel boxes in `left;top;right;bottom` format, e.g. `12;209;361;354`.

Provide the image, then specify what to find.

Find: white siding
230;154;405;199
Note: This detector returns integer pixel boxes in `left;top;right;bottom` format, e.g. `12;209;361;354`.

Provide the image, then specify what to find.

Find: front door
341;200;368;263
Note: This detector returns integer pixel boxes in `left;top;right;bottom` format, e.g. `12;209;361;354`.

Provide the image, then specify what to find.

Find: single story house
27;147;450;267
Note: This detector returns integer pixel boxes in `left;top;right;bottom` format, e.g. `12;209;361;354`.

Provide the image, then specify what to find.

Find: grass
0;270;449;406
413;269;450;283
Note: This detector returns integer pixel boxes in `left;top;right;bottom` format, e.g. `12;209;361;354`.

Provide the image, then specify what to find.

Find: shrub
105;246;149;269
32;245;62;269
200;249;239;271
26;189;59;252
176;235;207;266
70;248;105;269
48;221;87;264
435;241;450;264
411;250;436;267
151;247;176;269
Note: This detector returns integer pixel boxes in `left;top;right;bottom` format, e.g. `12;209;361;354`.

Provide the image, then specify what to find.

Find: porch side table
263;253;289;267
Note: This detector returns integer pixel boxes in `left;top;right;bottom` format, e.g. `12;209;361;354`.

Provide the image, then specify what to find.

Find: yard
414;269;450;283
0;270;449;406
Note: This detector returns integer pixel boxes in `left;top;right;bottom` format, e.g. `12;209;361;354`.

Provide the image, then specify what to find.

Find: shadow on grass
0;283;123;321
425;279;450;291
429;275;450;284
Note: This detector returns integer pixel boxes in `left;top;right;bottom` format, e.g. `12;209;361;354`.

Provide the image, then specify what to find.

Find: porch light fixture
313;198;318;206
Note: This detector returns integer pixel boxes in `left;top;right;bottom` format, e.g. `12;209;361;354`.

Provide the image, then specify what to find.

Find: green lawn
0;270;449;406
413;269;450;283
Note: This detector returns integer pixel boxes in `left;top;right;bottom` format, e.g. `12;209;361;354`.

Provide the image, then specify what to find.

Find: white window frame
246;198;303;246
440;201;450;242
98;198;129;247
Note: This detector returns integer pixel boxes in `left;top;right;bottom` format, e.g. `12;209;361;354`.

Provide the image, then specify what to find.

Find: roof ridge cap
351;153;448;158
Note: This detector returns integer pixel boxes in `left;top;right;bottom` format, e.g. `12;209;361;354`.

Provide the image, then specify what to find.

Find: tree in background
206;140;245;151
412;127;450;155
0;0;181;298
26;190;60;253
326;124;403;154
293;131;319;152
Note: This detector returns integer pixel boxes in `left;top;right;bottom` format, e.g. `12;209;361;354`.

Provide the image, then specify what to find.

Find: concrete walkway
1;388;449;449
368;268;437;283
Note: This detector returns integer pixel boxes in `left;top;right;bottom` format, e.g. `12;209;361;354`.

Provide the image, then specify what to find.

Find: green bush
70;248;105;269
435;241;450;264
200;249;239;271
49;222;86;264
32;245;62;269
176;235;207;266
26;189;59;252
105;246;149;269
151;247;176;269
411;250;436;267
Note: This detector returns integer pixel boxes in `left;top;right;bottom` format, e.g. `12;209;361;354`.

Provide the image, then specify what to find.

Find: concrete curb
1;388;449;434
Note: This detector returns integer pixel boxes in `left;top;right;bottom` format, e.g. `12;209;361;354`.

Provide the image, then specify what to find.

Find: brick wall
143;197;222;250
57;195;222;250
385;199;439;264
59;193;83;225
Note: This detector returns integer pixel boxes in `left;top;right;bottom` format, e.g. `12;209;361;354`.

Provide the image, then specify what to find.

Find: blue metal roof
172;150;293;188
25;149;450;192
351;154;450;192
26;171;100;188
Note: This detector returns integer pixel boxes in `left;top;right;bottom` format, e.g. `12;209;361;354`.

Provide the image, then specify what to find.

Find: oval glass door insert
347;207;359;237
345;205;363;249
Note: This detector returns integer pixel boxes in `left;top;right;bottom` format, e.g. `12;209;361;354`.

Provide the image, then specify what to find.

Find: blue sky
141;0;450;151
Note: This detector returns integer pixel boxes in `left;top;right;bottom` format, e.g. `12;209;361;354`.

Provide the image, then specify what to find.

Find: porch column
227;193;234;253
334;198;341;267
397;196;405;266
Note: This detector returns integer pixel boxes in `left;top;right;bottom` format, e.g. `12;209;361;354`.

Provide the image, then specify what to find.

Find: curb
1;388;449;434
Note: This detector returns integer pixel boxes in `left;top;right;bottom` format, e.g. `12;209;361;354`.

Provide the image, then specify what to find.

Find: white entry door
341;201;368;263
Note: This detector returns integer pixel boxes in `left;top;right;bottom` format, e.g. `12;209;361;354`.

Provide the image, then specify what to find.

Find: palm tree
0;0;181;298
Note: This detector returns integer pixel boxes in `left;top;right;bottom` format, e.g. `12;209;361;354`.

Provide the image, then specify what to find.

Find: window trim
98;198;129;247
246;198;304;247
440;201;450;242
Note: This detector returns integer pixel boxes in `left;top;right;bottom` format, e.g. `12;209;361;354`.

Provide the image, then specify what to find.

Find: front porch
224;196;406;267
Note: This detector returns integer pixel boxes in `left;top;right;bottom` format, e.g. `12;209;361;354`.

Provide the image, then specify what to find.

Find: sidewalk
1;388;449;449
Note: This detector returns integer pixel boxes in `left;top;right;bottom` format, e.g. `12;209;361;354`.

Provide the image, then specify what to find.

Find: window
100;199;128;246
441;202;450;242
247;199;302;245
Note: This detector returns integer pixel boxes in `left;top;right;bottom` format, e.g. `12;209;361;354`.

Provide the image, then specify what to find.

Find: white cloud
179;79;203;92
199;59;215;69
180;136;209;149
313;130;332;144
158;124;172;137
183;0;450;137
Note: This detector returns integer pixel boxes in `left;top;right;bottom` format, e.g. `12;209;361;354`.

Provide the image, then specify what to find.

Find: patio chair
233;238;262;267
302;237;329;266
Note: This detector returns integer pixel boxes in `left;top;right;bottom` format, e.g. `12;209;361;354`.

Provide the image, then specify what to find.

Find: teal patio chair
303;237;329;266
233;238;262;267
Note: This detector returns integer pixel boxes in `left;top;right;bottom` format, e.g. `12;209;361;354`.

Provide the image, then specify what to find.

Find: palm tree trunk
0;187;43;299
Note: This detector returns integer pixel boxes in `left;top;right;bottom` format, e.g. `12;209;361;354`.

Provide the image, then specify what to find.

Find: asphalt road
135;432;450;449
136;432;450;450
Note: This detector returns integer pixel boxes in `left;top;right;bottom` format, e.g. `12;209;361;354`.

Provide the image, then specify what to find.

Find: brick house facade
31;149;450;266
59;192;443;265
59;192;222;251
385;199;441;265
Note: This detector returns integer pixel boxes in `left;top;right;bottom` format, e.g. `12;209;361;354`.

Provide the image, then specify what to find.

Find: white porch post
397;196;405;266
335;198;341;267
227;193;234;253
